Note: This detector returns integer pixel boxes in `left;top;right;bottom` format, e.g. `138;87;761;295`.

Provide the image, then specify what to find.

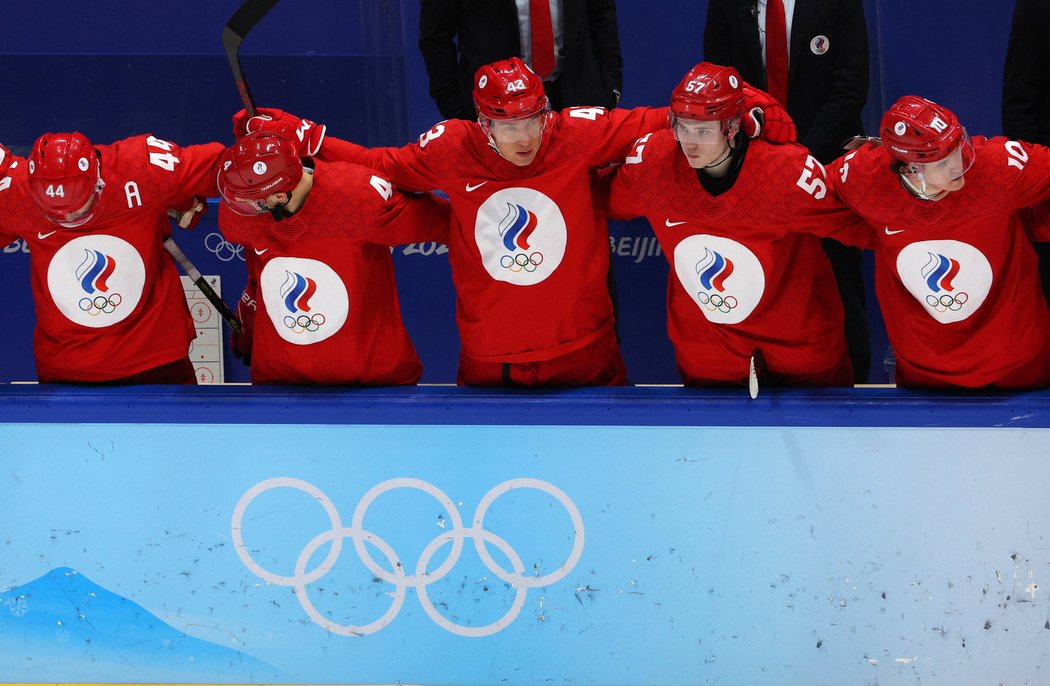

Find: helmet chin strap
702;147;733;169
900;171;948;201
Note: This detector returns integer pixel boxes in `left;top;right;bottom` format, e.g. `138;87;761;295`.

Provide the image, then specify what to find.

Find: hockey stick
748;347;767;400
163;236;242;333
222;0;280;117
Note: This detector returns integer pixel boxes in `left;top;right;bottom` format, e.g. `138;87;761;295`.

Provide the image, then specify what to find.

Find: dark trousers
823;237;871;384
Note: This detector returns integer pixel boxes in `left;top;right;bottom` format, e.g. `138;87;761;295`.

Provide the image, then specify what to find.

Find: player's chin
510;149;539;166
684;154;708;169
943;176;966;193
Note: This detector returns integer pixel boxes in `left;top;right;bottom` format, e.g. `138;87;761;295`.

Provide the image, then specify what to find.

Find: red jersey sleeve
556;105;669;168
319;120;475;193
0;158;31;245
338;167;450;246
604;135;653;220
217;204;258;249
131;136;224;208
1020;198;1050;242
823;151;879;249
986;137;1050;209
788;151;875;248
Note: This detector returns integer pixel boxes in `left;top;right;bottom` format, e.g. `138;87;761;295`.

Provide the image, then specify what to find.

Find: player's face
675;119;730;169
912;143;972;195
489;114;546;166
224;192;290;216
56;194;98;228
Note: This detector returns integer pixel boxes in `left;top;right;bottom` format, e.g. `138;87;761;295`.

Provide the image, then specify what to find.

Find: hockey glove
740;85;797;145
232;107;326;157
231;277;257;367
166;195;208;230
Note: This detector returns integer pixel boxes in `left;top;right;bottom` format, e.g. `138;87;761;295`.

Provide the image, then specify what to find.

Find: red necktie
530;0;555;79
765;0;789;107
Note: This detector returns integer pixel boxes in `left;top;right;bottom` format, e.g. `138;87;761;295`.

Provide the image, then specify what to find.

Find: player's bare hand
231;107;326;156
166;195;208;229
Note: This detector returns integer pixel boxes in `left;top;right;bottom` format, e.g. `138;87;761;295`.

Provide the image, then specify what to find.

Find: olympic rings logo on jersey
697;292;738;314
674;236;763;325
283;312;327;333
232;476;585;638
499;251;544;273
475;189;567;286
47;236;146;328
926;292;969;312
896;241;992;324
204;232;245;262
78;293;124;316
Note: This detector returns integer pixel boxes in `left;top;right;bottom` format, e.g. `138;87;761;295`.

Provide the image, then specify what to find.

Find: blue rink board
2;387;1050;686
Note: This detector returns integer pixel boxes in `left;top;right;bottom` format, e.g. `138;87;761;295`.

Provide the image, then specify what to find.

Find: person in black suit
704;0;872;383
419;0;624;121
1002;0;1050;306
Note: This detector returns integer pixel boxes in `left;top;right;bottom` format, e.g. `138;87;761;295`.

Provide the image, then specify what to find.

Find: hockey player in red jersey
0;132;220;383
826;96;1050;389
232;57;793;386
605;62;853;387
216;131;450;385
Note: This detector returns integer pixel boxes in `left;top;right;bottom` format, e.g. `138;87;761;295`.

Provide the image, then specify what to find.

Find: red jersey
319;106;668;365
608;132;853;386
0;136;222;382
219;161;449;385
826;137;1050;389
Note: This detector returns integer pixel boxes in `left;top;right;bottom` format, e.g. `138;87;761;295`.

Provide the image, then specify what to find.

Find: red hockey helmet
880;96;969;164
27;132;104;228
881;96;974;199
671;62;747;122
217;131;304;216
473;57;550;121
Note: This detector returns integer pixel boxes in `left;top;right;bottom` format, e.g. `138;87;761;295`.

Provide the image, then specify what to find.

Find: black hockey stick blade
222;0;280;117
163;237;243;333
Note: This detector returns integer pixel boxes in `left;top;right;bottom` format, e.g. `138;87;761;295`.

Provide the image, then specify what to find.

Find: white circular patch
479;75;488;89
77;157;90;172
895;240;992;323
474;187;567;286
810;35;830;55
253;161;268;175
28;160;35;174
260;257;348;345
729;75;739;88
46;235;146;328
673;235;765;325
894;121;907;136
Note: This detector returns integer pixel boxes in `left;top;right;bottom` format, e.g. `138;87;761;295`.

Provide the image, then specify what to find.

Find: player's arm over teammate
0;141;21;246
229;58;797;194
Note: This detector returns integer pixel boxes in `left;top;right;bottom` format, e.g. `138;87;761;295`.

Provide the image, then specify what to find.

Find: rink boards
1;386;1049;686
